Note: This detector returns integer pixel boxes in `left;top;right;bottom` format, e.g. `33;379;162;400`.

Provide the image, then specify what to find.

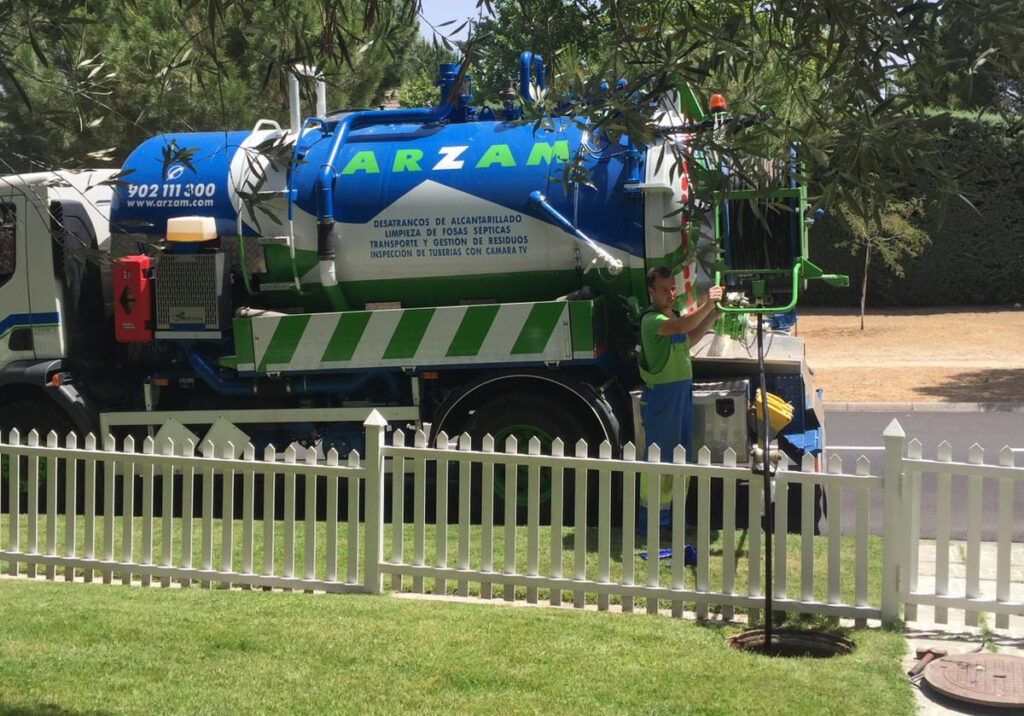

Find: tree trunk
860;242;872;330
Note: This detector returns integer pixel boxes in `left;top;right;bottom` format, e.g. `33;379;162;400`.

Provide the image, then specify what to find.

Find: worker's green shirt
638;310;692;386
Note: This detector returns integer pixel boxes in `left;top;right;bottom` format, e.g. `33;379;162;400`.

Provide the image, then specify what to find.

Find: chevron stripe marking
232;318;255;367
383;308;435;360
446;304;499;357
321;312;372;362
259;314;310;371
511;302;564;355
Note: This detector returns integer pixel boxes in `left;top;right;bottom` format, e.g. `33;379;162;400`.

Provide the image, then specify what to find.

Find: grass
0;512;885;614
0;579;912;715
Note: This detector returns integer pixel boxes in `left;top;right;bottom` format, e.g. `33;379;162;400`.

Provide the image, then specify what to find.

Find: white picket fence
0;412;1020;630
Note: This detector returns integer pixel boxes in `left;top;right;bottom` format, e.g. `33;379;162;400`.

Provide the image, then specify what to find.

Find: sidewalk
824;402;1024;413
902;540;1023;714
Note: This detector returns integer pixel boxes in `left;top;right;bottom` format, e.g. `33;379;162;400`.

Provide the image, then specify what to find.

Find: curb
824;402;1024;413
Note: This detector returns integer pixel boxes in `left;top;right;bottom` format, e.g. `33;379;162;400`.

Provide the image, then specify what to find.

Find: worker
638;266;724;537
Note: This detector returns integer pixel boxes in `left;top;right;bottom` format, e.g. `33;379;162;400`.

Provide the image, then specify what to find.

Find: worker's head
646;266;676;313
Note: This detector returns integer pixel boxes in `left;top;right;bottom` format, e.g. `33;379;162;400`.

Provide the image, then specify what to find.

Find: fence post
363;410;388;595
881;419;906;626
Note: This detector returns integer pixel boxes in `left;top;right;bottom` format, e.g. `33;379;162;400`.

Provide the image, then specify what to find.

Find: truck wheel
0;398;75;442
0;399;77;515
462;394;607;526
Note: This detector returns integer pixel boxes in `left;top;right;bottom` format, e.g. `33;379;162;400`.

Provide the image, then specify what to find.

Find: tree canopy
0;0;417;170
2;0;1022;232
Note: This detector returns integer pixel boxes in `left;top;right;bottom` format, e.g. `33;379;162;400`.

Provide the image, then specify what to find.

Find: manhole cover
923;653;1024;708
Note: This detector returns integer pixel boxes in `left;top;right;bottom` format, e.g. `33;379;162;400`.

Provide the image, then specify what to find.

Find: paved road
823;409;1024;540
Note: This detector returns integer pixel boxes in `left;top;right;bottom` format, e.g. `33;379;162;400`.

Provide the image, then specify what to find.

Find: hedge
802;115;1024;307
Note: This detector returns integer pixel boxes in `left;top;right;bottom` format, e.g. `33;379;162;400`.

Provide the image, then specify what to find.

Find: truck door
22;194;66;360
0;195;41;366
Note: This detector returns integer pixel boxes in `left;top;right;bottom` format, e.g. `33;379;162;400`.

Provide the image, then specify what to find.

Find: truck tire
462;394;607;526
0;398;77;515
0;398;76;442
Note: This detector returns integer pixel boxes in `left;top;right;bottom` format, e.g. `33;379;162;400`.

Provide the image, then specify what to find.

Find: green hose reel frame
711;186;848;314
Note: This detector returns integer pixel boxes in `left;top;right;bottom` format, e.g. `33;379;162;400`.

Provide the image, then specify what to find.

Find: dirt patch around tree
796;307;1024;403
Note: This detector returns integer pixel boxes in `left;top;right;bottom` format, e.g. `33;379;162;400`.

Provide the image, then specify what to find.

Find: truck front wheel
462;394;608;526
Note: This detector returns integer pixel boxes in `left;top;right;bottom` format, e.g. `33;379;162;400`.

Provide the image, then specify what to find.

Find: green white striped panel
234;300;595;374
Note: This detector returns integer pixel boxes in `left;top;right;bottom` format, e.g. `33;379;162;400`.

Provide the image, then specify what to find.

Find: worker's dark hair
646;265;673;288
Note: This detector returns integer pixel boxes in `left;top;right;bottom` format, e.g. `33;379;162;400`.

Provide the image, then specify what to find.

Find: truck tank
109;114;651;309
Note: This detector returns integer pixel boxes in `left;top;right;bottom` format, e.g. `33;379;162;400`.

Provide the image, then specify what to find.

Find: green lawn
0;580;911;715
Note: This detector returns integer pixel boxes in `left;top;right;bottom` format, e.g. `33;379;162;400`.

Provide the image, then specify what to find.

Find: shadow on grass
0;704;110;715
913;368;1024;402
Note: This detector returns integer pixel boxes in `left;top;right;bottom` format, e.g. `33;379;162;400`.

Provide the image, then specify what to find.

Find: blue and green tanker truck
0;60;839;529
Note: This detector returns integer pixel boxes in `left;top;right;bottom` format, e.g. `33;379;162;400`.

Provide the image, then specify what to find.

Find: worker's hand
708;285;725;305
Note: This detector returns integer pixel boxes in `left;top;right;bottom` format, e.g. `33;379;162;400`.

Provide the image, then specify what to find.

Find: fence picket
219;440;236;590
45;430;58;580
721;449;737;622
855;455;871;628
347;450;359;585
436;431;450;598
904;439;923;622
458;433;472;598
696;446;711;620
621;442;636;614
412;430;426;594
390;431;405;592
481;433;495;600
800;454;815;603
645;443;661;616
503;434;518;603
200;440;215;588
826;454;843;606
262;444;277;581
160;437;174;588
102;434;115;584
282;445;297;586
671;446;687;618
325;447;339;584
881;419;906;626
303;446;317;587
140;436;155;587
597;440;612;611
363;411;387;595
996;446;1014;629
528;436;542;605
26;430;39;579
670;446;687;618
747;470;762;625
774;472;788;602
222;442;239;589
180;439;196;588
83;433;97;583
6;429;20;578
63;432;78;582
965;443;984;627
934;441;952;624
242;444;256;580
574;438;588;610
121;435;136;586
346;450;360;583
549;437;564;608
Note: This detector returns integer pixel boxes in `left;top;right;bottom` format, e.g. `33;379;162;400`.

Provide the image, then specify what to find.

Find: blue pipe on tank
316;102;455;223
187;349;399;398
519;52;545;102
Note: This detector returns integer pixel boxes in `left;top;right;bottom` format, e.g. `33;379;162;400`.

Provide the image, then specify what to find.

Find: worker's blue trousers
639;379;693;530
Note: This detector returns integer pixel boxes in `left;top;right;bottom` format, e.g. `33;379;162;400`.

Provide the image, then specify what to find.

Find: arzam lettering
339;141;570;175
